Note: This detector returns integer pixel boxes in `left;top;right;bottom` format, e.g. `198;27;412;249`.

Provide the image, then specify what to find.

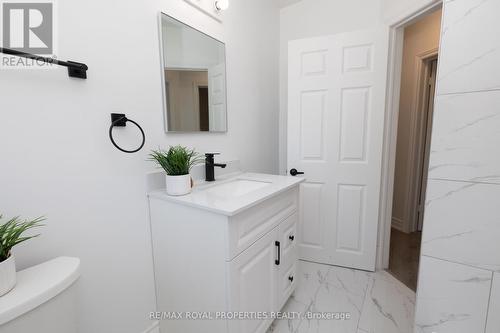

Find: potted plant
0;215;44;296
149;146;203;196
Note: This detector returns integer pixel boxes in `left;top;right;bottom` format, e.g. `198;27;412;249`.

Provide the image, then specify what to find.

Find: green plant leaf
148;146;203;176
0;215;45;261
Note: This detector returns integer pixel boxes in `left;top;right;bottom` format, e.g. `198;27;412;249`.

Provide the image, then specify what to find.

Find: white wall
382;0;440;23
415;0;500;331
0;0;279;332
391;9;441;232
279;0;383;174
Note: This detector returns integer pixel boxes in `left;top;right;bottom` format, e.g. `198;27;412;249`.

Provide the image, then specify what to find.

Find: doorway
386;9;442;291
198;86;209;131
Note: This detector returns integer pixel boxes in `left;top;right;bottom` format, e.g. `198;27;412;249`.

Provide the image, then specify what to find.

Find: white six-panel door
208;63;227;131
288;30;387;271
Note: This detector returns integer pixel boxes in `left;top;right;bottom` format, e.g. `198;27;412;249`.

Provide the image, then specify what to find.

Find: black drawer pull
289;235;295;241
288;275;294;282
275;241;281;266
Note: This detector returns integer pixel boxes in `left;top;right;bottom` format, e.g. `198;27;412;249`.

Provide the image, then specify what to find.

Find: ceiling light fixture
214;0;229;11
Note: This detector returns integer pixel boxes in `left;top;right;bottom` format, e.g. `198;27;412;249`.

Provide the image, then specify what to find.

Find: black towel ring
109;113;146;154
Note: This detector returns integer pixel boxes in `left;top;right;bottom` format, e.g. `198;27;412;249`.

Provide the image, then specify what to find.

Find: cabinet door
227;228;279;333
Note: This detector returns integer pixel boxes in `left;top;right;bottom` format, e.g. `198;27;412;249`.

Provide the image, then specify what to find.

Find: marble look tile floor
268;260;416;333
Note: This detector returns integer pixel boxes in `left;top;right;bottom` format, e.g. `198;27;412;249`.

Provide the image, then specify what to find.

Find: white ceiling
277;0;302;8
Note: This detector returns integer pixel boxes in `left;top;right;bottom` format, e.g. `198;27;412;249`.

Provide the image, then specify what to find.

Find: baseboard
141;321;159;333
391;217;404;232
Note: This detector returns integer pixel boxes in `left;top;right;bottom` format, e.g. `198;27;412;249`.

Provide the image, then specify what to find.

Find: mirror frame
158;12;228;134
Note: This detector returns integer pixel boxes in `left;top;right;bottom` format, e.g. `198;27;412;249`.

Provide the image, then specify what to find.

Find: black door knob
289;235;295;241
288;275;294;282
290;168;304;176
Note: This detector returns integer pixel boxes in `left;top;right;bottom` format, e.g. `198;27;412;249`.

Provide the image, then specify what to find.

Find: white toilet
0;257;80;333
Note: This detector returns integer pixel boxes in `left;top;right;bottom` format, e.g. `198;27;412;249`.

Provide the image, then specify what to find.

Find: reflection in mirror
160;14;227;132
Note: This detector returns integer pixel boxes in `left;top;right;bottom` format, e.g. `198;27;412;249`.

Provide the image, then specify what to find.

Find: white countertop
148;172;304;216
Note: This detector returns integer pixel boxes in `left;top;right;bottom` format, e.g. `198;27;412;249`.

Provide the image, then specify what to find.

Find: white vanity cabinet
148;173;302;333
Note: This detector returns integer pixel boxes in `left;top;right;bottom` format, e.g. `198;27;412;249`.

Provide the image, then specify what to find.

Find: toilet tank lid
0;256;81;325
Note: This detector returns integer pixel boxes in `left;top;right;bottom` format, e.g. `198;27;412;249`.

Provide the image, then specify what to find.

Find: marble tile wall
428;91;500;184
415;0;500;332
421;180;500;272
437;0;500;94
415;257;492;333
486;273;500;333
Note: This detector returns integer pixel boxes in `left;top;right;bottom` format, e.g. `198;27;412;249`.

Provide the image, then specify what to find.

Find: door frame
376;0;443;270
411;52;438;232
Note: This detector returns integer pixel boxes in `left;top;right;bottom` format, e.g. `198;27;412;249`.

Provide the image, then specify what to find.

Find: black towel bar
0;47;88;79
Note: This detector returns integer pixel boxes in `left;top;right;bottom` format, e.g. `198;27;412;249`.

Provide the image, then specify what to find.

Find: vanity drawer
278;213;298;309
279;213;298;264
227;188;298;260
278;261;298;310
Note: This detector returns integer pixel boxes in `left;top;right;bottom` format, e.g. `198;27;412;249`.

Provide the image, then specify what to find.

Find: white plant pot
0;255;16;297
166;174;192;196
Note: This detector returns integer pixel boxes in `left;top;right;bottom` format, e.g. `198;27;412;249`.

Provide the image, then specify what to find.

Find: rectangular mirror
159;13;228;133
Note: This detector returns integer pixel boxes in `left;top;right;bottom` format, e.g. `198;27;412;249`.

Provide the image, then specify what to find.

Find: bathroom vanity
148;172;303;333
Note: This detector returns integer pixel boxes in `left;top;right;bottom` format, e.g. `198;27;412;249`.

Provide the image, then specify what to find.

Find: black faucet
205;153;227;182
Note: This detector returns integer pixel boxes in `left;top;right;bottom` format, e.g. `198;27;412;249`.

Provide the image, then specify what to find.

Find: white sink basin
149;172;304;216
206;179;271;198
